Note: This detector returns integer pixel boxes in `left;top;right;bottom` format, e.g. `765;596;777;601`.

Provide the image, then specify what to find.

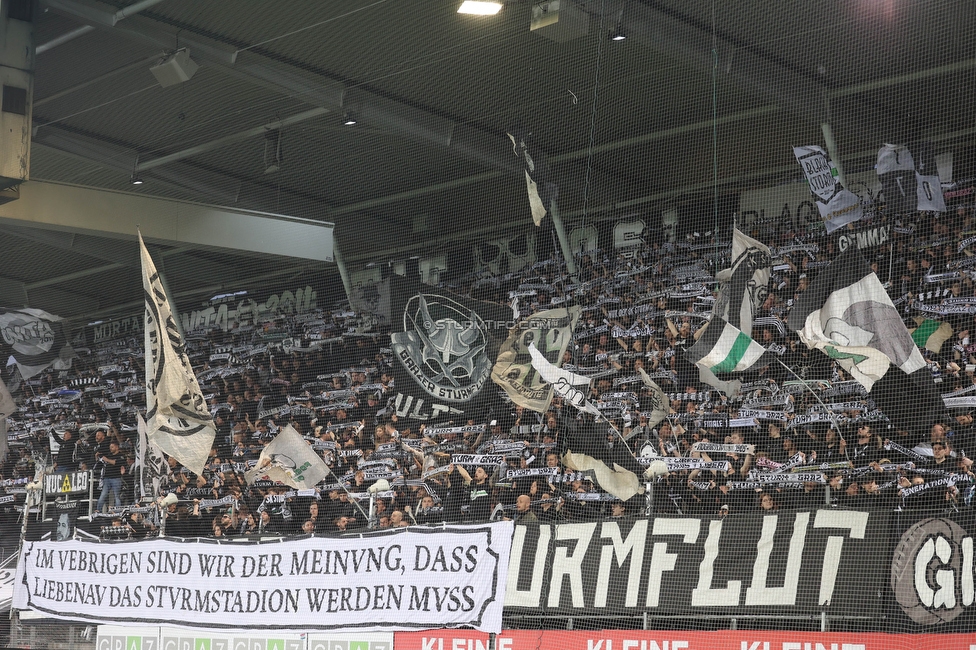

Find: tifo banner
390;275;510;422
397;630;976;650
503;512;886;615
15;523;513;633
180;285;318;334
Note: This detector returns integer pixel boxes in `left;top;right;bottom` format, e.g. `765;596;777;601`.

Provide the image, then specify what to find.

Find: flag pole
325;465;371;522
773;357;850;458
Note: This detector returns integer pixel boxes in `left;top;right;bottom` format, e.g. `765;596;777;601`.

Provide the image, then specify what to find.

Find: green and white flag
910;317;953;354
787;247;926;392
245;424;330;489
684;317;770;375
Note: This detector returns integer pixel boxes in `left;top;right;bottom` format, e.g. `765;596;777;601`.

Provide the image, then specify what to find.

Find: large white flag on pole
244;424;331;489
140;231;215;476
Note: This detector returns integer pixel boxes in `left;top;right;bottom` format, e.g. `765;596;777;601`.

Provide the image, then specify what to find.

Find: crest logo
392;293;491;403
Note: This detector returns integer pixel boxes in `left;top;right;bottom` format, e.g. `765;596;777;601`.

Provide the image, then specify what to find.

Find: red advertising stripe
395;630;976;650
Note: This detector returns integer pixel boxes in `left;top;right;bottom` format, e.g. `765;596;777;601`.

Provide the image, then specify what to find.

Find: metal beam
330;48;973;221
0;180;335;262
135;108;329;172
36;0;169;53
36;1;562;184
331;105;781;217
31;132;243;205
34;56;160;106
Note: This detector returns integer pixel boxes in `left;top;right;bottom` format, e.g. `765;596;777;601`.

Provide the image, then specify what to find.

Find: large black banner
390;275;510;422
504;510;888;616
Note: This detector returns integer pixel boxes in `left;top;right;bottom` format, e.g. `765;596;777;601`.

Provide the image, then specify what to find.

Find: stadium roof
3;0;975;320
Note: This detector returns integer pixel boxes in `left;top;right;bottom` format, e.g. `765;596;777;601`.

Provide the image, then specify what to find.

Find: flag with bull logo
390;274;510;422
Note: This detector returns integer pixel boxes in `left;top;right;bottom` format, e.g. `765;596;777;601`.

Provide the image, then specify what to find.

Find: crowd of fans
3;193;976;541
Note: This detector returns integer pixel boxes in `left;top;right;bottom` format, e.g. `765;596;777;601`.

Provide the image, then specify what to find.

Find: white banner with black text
14;523;513;633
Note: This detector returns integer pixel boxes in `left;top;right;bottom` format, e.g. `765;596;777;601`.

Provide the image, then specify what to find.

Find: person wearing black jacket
51;429;77;472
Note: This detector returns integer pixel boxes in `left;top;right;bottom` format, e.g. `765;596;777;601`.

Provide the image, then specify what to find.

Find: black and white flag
491;306;581;413
0;308;75;380
876;143;917;214
528;342;600;416
712;228;770;338
877;142;946;214
348;278;392;329
390;274;510;422
913;141;947;213
507;128;557;227
140;231;215;476
793;145;863;233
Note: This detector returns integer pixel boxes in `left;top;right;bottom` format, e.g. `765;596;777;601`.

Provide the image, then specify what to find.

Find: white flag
637;368;671;429
141;231;215;476
245;424;331;489
137;414;171;500
793;145;863;233
561;451;643;502
913;142;947;213
528;342;600;416
0;380;15;418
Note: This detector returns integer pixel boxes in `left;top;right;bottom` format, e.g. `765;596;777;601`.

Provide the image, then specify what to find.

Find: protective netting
4;1;976;648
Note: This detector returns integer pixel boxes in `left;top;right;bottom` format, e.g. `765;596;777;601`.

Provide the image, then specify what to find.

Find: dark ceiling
6;0;976;322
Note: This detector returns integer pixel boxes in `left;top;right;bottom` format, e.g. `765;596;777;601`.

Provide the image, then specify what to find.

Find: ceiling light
609;25;627;41
130;174;144;185
343;111;358;126
458;1;503;15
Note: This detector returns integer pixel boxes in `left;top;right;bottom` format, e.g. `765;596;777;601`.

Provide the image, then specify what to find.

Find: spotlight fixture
458;1;503;15
609;24;627;41
343;111;358;126
149;48;199;88
130;174;144;185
